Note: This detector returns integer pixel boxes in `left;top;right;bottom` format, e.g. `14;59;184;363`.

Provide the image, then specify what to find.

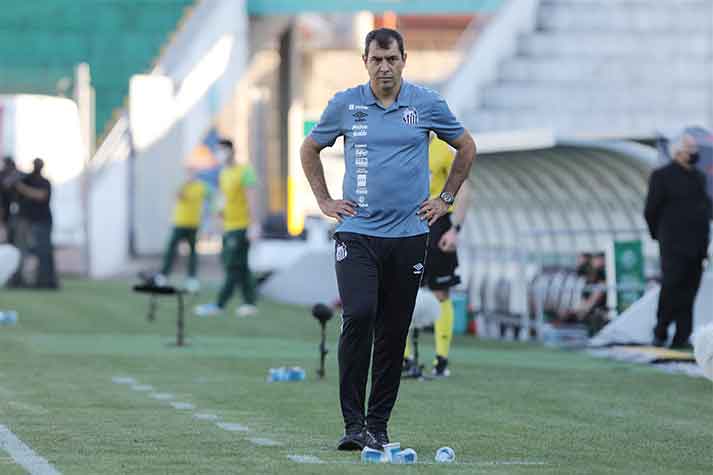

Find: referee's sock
403;334;413;360
434;298;454;359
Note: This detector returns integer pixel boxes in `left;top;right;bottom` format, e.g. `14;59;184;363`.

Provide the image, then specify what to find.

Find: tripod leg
148;295;157;322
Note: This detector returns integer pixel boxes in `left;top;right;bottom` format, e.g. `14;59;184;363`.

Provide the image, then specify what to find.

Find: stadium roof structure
463;139;659;259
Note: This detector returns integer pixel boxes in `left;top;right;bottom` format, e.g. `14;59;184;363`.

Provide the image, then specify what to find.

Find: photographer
7;158;58;289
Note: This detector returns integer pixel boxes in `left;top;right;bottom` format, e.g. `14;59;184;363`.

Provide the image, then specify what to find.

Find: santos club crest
402;107;419;125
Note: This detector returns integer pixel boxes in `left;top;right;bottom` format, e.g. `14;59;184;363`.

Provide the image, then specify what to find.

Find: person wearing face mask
9;158;58;289
645;133;712;349
195;139;261;318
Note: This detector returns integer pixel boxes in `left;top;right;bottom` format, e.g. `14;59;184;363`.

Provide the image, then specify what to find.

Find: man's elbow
457;134;476;163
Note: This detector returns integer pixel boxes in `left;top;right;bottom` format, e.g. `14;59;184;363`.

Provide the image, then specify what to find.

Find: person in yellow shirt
404;134;472;377
195;139;260;318
157;167;209;292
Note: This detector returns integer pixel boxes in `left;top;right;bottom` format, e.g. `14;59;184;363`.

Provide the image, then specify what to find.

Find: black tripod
402;327;432;381
312;303;334;379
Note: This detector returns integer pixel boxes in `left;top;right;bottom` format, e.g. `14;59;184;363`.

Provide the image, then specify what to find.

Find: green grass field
0;279;711;474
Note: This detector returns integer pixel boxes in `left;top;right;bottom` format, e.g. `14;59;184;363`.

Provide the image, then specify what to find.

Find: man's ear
402;52;407;64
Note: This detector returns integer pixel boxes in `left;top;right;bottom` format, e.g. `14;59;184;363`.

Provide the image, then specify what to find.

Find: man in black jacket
645;134;712;349
9;158;58;289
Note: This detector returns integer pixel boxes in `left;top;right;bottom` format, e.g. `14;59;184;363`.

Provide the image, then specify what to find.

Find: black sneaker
366;430;390;451
669;342;693;352
402;357;415;375
337;428;367;451
652;336;667;348
432;355;451;377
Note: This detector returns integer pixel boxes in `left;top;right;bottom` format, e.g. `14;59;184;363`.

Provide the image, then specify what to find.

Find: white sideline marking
288;455;323;464
193;413;219;421
0;424;61;475
216;422;248;432
111;376;136;385
249;438;282;447
149;393;175;401
170;402;195;410
130;384;153;392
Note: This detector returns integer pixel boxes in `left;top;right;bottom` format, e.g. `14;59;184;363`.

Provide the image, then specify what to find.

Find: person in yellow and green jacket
195;139;261;318
156;167;210;293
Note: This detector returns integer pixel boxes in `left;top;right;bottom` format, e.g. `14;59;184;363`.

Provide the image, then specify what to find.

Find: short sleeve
429;95;465;142
309;95;343;147
241;165;257;187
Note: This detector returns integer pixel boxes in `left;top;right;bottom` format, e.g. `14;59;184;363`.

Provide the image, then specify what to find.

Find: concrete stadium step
538;0;711;32
464;110;708;136
482;84;708;110
499;58;710;82
519;32;711;58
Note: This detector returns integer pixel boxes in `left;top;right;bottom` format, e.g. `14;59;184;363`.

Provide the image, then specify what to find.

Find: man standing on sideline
403;135;472;378
645;133;712;349
156;167;210;293
195;139;260;318
10;158;58;289
301;28;476;451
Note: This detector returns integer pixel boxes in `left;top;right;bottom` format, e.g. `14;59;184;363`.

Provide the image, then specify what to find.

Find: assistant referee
300;28;476;451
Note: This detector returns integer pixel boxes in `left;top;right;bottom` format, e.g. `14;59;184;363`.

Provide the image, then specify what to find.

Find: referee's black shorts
424;213;459;291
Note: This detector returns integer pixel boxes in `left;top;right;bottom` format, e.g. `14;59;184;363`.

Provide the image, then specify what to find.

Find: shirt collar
361;80;412;108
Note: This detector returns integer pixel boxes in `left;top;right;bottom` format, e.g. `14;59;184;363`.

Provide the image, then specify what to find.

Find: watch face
440;192;454;204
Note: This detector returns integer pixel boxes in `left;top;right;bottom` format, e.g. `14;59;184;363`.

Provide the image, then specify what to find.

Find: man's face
363;39;406;93
675;135;698;165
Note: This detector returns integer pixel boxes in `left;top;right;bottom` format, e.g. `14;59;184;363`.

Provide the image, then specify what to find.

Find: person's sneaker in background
194;303;221;317
236;304;258;318
402;357;415;375
432;355;451;377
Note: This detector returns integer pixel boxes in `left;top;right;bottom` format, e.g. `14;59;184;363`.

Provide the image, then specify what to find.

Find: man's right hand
318;198;356;222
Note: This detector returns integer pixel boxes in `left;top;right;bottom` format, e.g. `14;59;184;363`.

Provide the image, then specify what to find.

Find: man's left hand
418;198;448;226
438;227;458;252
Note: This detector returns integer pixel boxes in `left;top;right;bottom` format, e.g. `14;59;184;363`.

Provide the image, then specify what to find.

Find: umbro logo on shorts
412;263;424;275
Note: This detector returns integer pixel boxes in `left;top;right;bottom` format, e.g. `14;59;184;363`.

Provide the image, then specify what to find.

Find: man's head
591;253;606;270
362;28;407;95
670;133;699;167
32;158;44;175
2;156;15;173
216;139;235;166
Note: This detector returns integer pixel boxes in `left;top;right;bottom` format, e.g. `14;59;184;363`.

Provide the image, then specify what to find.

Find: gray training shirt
310;81;465;238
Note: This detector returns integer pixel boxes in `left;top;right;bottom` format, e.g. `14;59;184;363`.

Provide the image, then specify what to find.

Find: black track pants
655;250;704;346
334;232;428;433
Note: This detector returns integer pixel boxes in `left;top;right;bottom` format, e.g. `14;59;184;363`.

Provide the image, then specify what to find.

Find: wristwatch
439;191;455;205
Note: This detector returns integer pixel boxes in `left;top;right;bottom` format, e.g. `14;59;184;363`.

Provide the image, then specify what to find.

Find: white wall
1;95;85;246
131;0;248;254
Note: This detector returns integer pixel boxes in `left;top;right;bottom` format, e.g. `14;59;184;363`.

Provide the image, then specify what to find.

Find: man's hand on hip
418;198;448;226
319;198;357;222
